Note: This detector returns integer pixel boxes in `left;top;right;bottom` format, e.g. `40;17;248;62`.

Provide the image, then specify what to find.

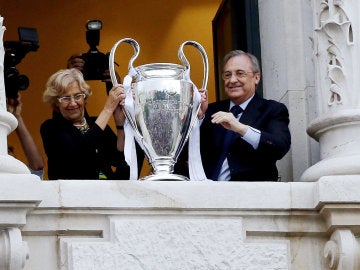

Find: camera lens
17;74;29;90
4;68;29;98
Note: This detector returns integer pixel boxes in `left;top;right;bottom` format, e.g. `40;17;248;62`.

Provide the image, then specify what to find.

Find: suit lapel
218;99;231;112
239;94;264;126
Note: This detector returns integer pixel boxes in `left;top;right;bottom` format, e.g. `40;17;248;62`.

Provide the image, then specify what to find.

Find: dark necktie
230;105;243;118
211;105;243;180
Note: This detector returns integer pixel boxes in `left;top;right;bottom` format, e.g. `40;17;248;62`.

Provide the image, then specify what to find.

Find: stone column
0;16;30;174
301;0;360;181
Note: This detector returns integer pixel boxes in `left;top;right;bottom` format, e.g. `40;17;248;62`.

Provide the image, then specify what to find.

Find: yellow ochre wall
0;0;222;179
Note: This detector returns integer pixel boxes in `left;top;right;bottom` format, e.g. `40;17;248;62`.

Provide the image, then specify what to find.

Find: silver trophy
109;38;208;181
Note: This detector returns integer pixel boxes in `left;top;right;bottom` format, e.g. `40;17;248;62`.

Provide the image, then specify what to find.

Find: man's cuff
242;126;261;149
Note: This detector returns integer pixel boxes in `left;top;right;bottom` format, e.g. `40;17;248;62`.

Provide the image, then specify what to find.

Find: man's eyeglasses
222;70;256;80
57;93;87;103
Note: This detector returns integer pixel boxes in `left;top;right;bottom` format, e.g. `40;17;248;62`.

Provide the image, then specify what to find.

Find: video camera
81;20;109;81
4;27;39;98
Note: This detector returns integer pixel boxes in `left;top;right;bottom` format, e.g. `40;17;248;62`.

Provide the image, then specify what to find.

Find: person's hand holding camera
67;54;85;71
66;54;120;85
6;96;22;118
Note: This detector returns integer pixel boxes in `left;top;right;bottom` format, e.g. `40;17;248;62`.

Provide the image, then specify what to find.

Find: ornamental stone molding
62;219;289;270
0;228;29;270
0;176;41;270
324;229;360;270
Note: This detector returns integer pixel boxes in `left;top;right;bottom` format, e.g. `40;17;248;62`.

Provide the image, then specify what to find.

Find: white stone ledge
37;180;318;209
2;175;358;216
317;175;360;203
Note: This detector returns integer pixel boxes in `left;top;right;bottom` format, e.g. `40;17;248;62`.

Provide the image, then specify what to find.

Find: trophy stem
140;173;189;181
140;158;190;181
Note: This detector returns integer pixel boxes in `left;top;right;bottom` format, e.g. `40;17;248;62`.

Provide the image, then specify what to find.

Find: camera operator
7;95;44;179
4;27;43;178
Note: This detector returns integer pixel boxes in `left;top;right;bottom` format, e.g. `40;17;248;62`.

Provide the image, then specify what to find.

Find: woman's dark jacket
40;111;143;180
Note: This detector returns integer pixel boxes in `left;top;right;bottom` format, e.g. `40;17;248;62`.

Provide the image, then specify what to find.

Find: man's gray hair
223;50;261;73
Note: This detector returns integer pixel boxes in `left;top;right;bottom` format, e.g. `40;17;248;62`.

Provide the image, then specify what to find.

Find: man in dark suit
198;50;291;181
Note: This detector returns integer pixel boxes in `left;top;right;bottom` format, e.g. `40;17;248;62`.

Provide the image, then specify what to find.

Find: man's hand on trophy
197;89;208;120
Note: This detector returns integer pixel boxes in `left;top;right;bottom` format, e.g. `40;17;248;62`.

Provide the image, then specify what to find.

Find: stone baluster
0;16;30;174
301;0;360;181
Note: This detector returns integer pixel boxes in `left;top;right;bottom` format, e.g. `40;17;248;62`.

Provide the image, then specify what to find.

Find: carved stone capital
0;228;29;270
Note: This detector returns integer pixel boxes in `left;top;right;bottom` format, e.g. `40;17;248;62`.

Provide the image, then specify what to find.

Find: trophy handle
109;37;140;86
178;40;209;89
108;38;142;146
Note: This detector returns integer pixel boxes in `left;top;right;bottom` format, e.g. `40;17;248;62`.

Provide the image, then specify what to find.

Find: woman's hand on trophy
197;89;208;120
96;85;126;130
104;85;125;113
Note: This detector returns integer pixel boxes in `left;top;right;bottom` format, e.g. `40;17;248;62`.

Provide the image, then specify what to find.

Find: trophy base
140;173;190;181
